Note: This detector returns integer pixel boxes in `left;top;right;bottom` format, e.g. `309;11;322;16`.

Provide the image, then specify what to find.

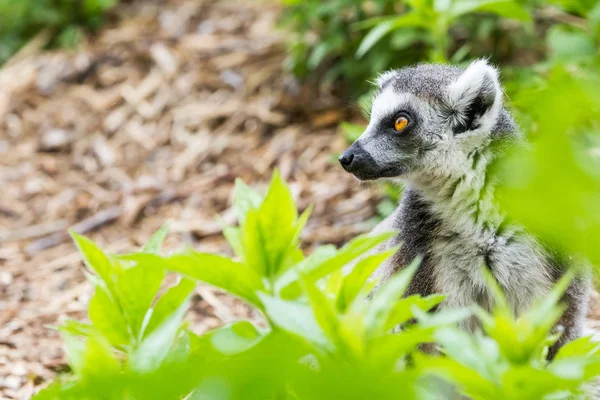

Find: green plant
35;171;600;400
280;0;600;98
279;0;539;95
0;0;118;64
280;0;406;95
418;270;600;399
356;0;531;63
495;60;600;265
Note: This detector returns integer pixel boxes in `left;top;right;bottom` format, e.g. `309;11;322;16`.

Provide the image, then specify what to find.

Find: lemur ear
446;59;502;134
375;70;397;88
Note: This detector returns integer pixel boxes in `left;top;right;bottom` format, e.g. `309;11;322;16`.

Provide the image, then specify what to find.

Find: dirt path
0;1;380;397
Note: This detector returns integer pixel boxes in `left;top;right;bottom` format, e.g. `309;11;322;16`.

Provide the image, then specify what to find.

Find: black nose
339;152;354;169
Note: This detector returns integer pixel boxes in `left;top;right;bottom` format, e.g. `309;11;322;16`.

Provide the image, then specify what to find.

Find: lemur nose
339;152;354;169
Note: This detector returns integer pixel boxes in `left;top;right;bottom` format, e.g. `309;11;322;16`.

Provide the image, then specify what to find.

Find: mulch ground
0;0;385;397
1;1;599;398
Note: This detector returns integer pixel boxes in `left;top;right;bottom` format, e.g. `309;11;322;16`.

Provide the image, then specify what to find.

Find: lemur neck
408;151;503;233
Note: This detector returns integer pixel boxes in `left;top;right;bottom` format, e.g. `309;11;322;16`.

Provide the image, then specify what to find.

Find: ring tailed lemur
339;59;590;358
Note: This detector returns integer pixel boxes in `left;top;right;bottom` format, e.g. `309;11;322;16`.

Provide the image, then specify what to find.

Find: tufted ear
446;59;502;134
374;69;397;88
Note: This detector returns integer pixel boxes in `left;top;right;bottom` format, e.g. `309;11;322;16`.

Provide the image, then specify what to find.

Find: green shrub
34;171;600;399
495;62;600;266
0;0;118;64
280;0;414;95
279;0;537;95
279;0;600;96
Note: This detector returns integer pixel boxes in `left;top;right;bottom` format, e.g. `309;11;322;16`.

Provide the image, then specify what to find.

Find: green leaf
81;334;120;377
70;231;120;295
547;26;596;62
356;13;425;58
60;331;86;375
223;226;244;259
259;293;329;349
433;327;501;382
161;330;192;366
384;294;445;330
416;353;503;400
83;0;118;16
279;232;396;299
88;286;130;348
363;256;421;337
434;0;452;12
143;223;170;253
524;271;573;327
58;319;94;338
310;232;396;282
555;336;600;360
325;269;344;301
275;245;337;298
301;278;340;350
130;294;190;372
116;264;165;340
308;42;330;69
449;0;531;22
337;248;398;313
254;170;299;277
144;277;196;338
56;26;81;49
123;252;266;310
368;329;434;368
353;15;397;31
206;321;264;356
480;266;511;316
241;208;268;276
233;179;263;224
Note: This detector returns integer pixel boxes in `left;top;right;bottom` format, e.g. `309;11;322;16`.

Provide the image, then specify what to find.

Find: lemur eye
394;116;408;132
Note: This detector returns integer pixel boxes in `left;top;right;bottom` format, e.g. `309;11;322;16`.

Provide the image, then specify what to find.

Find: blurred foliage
35;172;600;399
490;1;600;266
495;63;600;265
280;0;529;95
279;0;600;95
0;0;118;64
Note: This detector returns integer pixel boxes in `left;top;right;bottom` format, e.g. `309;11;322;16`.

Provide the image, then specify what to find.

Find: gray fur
341;60;590;358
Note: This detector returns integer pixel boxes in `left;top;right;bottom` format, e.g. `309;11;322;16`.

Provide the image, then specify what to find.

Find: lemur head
339;59;518;182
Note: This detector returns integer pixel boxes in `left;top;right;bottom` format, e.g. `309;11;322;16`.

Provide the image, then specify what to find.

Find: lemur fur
339;60;590;358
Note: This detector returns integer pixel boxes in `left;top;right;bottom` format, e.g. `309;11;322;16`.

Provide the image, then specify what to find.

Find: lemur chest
427;225;552;316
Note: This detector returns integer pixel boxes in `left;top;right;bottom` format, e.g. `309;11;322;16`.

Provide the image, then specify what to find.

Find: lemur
339;59;590;358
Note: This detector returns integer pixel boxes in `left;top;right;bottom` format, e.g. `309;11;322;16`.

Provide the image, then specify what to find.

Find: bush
0;0;118;64
279;0;600;95
34;171;600;399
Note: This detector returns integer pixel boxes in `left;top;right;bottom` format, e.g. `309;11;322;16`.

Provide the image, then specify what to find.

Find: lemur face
339;60;509;181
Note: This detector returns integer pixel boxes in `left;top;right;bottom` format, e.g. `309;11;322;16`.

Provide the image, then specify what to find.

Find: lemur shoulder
339;59;590;358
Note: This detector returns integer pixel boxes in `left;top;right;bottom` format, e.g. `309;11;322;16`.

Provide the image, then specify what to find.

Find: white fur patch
375;69;398;88
369;88;413;123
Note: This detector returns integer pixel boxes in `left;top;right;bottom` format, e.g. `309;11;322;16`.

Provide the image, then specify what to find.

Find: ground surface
1;1;599;399
0;1;382;397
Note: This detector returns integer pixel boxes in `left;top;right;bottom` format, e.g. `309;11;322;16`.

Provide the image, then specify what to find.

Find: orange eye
394;116;408;131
